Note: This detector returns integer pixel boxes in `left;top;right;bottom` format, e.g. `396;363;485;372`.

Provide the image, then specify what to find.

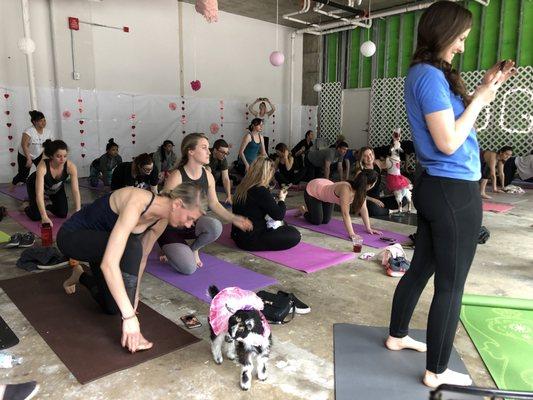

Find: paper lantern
360;40;376;57
313;83;323;92
269;51;285;67
17;37;36;54
195;0;219;23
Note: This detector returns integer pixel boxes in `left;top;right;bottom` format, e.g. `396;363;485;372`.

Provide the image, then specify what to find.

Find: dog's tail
208;285;220;299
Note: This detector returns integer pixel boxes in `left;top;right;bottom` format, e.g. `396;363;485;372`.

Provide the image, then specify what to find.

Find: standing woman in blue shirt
385;1;516;388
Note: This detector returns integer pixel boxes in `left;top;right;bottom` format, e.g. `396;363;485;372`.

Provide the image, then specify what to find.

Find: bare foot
63;265;84;294
296;205;307;217
481;193;492;199
193;250;203;268
423;369;472;388
137;338;154;351
385;335;427;352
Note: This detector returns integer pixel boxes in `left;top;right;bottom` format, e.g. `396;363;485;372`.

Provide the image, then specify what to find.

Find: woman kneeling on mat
57;183;206;353
300;169;381;241
160;133;252;275
24;140;81;225
232;156;301;251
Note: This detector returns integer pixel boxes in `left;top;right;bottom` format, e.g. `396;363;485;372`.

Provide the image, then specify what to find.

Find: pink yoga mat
0;183;28;201
7;210;66;239
284;209;411;249
146;251;277;303
482;201;514;213
78;178;111;193
217;225;355;273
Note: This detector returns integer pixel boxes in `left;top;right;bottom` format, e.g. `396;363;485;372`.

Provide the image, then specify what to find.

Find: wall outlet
72;71;81;80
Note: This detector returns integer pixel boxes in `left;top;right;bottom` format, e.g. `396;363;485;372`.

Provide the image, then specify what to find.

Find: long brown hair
411;1;473;106
133;153;153;176
349;169;378;212
234;156;274;205
177;133;208;169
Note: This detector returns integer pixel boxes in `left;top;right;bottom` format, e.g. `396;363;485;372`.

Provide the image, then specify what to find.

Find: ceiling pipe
312;0;366;17
282;0;318;26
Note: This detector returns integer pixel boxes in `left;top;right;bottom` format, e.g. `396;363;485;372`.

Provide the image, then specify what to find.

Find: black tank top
178;166;208;195
62;191;156;234
44;159;69;195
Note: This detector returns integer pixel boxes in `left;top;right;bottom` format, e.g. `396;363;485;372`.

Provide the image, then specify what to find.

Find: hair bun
108;138;114;143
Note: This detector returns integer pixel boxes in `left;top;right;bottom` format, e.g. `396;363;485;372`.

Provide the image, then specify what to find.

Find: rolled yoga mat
217;224;356;273
0;268;201;384
334;324;474;400
482;201;514;213
0;183;28;202
0;315;19;350
460;294;533;391
284;209;411;249
78;177;111;193
7;210;65;240
146;251;277;303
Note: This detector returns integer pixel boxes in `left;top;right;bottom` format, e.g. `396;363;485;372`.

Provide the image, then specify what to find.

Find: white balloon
360;40;376;57
17;37;36;54
313;83;323;92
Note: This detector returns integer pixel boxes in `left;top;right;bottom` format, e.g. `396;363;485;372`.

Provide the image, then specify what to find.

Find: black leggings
232;225;301;251
57;228;142;315
303;191;333;225
366;196;408;217
389;173;482;374
275;169;305;186
24;173;68;221
12;152;42;185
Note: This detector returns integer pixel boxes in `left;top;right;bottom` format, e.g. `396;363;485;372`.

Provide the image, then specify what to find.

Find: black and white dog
208;285;272;391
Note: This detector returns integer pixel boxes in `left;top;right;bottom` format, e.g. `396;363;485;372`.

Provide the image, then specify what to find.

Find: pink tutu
386;174;411;192
209;287;270;338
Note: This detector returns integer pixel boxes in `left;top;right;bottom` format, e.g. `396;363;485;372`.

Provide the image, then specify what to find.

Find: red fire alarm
123;26;130;33
68;17;79;31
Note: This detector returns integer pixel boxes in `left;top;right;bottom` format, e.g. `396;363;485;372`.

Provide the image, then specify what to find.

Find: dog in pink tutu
385;130;412;213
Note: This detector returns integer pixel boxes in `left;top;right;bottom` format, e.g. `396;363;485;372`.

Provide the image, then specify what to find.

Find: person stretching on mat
386;1;516;388
232;156;301;251
111;153;159;194
24;140;81;225
88;138;122;187
57;183;206;353
298;169;382;242
160;133;253;275
479;146;513;199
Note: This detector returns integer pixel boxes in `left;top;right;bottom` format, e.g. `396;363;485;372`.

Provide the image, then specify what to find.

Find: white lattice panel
318;82;343;145
369;66;533;156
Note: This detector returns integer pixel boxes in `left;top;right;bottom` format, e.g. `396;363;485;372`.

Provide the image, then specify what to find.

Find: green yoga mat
0;231;10;244
460;294;533;392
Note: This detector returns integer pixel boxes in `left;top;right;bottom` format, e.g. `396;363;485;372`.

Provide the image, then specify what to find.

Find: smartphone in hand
180;314;202;329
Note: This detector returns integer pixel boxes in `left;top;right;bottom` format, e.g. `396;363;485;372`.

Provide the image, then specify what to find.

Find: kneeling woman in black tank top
232;156;301;251
25;140;81;224
57;183;206;353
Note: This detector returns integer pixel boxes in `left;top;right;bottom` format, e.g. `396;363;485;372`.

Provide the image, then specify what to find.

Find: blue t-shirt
404;63;481;181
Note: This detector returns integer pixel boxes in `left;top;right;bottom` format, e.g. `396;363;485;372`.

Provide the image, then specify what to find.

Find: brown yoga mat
0;268;201;384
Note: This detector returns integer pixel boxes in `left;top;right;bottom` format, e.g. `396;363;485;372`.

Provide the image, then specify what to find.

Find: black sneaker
18;232;35;248
3;381;39;400
278;291;311;314
5;233;22;248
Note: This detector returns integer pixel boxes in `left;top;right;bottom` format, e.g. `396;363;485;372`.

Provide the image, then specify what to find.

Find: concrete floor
0;185;532;399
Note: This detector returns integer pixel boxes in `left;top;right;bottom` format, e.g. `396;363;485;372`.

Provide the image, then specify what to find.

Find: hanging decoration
210;123;220;134
269;0;284;67
313;83;323;92
360;0;375;57
271;112;277;148
195;0;219;23
3;88;15;168
308;107;313;129
245;103;249;122
190;80;202;91
190;11;202;92
169;102;177;111
180;95;188;135
76;89;86;159
117;92;139;149
219;99;224;137
62;110;72;119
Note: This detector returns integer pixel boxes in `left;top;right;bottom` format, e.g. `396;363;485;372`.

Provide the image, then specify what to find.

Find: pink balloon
169;102;177;111
210;123;220;134
269;51;285;67
62;110;71;119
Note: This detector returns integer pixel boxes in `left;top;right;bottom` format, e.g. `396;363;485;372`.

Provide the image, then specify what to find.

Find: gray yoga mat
333;324;478;400
373;212;418;227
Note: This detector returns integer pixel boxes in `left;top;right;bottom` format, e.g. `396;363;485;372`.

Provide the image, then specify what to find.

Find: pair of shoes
278;291;311;314
5;232;35;248
3;381;39;400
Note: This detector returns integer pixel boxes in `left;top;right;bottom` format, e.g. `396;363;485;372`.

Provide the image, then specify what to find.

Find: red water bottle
41;223;53;247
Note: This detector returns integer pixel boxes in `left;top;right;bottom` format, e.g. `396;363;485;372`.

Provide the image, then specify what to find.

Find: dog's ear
245;318;255;331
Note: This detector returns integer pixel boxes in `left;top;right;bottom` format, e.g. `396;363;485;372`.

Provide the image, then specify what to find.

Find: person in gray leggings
157;215;222;274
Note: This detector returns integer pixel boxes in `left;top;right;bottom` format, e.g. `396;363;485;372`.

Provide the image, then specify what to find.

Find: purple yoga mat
146;251;277;303
78;178;111;193
284;209;411;249
7;210;66;239
0;183;28;201
217;225;355;273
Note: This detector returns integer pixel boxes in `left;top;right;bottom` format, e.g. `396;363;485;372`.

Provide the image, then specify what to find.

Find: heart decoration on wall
62;110;72;119
7;123;12;127
8;135;13;140
4;93;9;99
169;102;177;111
